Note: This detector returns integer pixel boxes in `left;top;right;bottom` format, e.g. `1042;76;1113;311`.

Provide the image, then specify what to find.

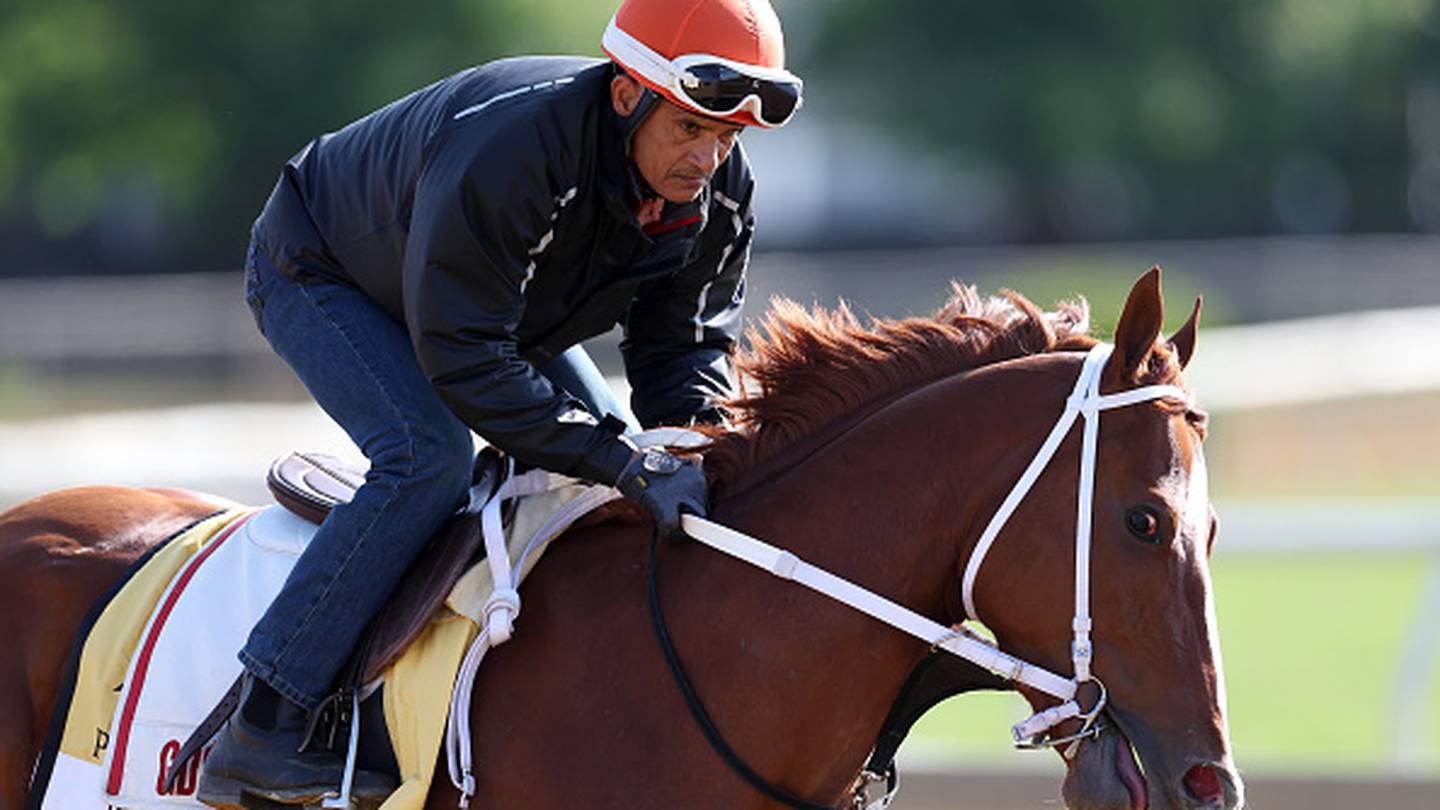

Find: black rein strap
646;528;842;810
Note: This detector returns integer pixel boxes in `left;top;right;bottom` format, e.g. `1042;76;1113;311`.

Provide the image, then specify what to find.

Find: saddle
265;450;639;683
266;451;501;683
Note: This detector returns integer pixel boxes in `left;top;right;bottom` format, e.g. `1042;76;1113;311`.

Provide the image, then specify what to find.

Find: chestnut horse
1;269;1242;810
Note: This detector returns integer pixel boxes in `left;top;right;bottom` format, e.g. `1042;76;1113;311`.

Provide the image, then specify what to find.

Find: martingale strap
678;519;1078;698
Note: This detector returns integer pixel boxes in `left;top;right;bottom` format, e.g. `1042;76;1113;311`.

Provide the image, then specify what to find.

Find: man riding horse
199;0;802;805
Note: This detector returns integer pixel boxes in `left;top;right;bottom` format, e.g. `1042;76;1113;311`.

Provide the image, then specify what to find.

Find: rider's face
613;75;744;205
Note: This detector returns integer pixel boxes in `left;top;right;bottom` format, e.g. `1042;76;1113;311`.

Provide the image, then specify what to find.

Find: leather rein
649;342;1192;809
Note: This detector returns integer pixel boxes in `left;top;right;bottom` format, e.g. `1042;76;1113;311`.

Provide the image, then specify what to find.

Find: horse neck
676;353;1073;802
715;352;1078;619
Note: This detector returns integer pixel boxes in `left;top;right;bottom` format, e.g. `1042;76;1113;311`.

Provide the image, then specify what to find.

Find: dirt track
892;769;1440;809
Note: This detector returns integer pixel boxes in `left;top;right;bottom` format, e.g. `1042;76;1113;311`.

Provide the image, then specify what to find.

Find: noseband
673;342;1191;807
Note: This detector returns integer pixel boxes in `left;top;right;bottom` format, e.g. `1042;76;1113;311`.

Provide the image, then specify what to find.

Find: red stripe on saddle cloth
105;512;255;795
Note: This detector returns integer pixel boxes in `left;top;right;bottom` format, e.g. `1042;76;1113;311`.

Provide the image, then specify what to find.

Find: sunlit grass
901;551;1440;775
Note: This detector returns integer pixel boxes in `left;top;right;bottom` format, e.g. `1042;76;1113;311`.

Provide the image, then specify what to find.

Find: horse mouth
1111;725;1148;810
1062;716;1150;810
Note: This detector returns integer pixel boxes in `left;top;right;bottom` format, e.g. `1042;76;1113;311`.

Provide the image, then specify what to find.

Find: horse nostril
1182;764;1224;805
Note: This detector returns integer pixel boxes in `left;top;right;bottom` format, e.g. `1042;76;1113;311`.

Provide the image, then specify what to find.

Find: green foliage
802;0;1439;242
0;0;616;274
4;1;1438;275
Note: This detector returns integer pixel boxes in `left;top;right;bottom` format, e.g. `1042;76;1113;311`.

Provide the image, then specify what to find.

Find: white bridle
681;342;1192;755
961;341;1191;748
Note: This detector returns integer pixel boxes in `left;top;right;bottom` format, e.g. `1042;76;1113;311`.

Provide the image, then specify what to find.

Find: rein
647;529;840;810
652;343;1191;808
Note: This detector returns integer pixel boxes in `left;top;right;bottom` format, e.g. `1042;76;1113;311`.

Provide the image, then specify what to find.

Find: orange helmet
602;0;803;128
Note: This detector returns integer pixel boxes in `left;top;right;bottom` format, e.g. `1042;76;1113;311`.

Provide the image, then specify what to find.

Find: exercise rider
196;0;802;806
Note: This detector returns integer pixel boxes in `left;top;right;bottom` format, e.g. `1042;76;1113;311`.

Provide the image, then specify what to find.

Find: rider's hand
615;448;708;537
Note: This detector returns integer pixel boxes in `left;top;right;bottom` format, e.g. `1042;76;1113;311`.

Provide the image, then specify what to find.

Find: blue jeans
239;240;637;709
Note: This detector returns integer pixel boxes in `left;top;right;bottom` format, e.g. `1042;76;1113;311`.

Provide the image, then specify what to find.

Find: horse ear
1168;295;1202;370
1111;266;1165;379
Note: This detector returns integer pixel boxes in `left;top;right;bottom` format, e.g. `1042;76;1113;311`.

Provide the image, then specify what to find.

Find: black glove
615;448;708;537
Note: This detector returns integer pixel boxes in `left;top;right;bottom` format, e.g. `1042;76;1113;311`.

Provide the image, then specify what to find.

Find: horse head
962;268;1241;810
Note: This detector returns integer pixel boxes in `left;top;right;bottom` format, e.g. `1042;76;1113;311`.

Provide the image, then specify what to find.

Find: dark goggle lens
681;63;801;124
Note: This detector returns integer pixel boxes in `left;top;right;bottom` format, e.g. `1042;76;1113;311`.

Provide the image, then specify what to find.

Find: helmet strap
620;86;665;209
613;65;662;155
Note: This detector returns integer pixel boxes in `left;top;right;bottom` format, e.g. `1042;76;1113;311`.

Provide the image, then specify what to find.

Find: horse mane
700;283;1097;485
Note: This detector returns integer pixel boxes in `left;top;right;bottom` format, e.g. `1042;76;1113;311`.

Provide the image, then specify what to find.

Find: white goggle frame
602;14;803;127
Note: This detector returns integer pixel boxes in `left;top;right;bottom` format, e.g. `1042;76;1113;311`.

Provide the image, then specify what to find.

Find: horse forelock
698;284;1096;485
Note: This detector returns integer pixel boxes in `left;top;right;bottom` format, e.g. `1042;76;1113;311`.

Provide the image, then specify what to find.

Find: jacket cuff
572;434;638;485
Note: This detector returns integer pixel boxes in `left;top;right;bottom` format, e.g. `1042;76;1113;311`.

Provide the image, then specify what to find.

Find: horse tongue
1114;734;1147;810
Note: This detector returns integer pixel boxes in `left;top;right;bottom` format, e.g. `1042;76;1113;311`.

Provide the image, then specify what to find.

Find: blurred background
1;1;1437;807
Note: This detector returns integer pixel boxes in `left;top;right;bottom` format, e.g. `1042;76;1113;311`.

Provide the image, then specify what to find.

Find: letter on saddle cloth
266;450;645;683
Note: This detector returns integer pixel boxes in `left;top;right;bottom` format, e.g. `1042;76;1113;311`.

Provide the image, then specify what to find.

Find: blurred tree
801;0;1439;243
3;0;1437;275
0;0;616;277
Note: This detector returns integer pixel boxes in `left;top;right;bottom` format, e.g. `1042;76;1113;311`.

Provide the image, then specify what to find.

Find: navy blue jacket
251;57;755;482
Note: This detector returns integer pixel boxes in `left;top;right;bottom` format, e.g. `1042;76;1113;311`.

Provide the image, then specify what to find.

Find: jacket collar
626;162;708;238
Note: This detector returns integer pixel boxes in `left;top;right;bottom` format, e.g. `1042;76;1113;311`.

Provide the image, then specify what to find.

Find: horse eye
1126;508;1161;543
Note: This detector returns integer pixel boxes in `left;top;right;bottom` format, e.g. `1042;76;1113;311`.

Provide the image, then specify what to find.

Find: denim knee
367;420;471;507
414;423;474;497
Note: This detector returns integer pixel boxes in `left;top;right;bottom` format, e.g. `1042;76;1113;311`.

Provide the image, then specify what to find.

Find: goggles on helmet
603;16;804;128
